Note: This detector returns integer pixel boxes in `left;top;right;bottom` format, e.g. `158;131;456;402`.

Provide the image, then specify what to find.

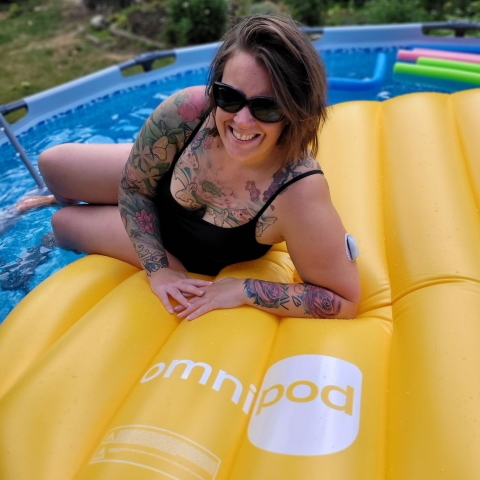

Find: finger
174;304;187;313
188;279;214;287
167;288;192;309
185;302;214;321
175;282;208;297
176;301;198;319
156;290;175;314
177;300;213;321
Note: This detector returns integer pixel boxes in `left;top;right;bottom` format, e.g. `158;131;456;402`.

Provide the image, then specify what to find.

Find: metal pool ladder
0;101;44;189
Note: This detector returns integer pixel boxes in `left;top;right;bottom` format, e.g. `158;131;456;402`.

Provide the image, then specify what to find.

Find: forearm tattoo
244;279;290;309
244;279;342;318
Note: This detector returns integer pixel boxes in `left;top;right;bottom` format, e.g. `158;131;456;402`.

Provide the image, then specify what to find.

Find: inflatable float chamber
0;89;479;480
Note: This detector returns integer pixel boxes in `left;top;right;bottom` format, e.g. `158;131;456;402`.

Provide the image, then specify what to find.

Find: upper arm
120;86;208;198
279;174;361;303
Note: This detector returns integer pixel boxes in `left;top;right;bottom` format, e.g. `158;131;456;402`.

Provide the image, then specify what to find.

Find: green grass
0;0;148;122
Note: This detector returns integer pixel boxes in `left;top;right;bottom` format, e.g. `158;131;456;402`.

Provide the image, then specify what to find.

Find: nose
233;105;255;127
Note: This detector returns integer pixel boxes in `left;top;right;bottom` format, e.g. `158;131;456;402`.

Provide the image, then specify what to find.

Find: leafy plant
166;0;228;46
362;0;430;24
8;2;22;17
284;0;325;26
250;1;282;15
82;0;134;12
325;1;367;25
111;2;168;41
230;0;251;20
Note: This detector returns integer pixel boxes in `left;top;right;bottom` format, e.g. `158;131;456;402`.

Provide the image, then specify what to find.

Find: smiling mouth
230;127;259;142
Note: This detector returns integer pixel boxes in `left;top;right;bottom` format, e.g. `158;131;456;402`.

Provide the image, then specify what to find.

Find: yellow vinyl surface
1;90;479;480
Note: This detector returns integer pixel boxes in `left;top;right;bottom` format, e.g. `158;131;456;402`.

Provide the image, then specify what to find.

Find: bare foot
15;195;58;212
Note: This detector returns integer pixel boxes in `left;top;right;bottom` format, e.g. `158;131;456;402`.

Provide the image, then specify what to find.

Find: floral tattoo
293;284;342;318
175;90;204;122
244;280;342;318
244;279;290;309
245;180;261;202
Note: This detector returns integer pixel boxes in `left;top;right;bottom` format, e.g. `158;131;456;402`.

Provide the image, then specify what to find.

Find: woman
35;14;360;320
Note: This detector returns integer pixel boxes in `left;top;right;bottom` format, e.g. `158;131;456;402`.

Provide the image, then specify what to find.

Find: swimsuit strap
255;169;324;219
171;117;206;169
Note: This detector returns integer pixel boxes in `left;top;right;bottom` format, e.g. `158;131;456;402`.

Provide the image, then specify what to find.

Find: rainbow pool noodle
394;61;480;85
398;48;480;64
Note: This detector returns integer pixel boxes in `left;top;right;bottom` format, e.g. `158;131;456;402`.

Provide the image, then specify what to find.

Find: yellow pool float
0;89;479;480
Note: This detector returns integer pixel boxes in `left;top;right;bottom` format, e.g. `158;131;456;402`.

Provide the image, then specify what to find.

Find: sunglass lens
214;84;243;113
251;99;282;122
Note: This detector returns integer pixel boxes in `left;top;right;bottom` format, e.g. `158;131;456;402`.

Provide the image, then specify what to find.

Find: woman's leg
38;142;133;204
32;143;185;270
52;205;186;271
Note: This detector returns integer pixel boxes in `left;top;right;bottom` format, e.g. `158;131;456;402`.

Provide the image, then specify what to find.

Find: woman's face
215;51;287;170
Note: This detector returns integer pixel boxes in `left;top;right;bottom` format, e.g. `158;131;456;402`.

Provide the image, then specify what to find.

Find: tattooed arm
118;86;212;311
175;277;356;321
243;280;356;318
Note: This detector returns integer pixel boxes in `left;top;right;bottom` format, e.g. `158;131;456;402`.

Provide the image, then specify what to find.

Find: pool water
0;46;475;321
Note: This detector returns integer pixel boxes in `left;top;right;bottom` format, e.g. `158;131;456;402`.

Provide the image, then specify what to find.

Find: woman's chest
168;145;284;243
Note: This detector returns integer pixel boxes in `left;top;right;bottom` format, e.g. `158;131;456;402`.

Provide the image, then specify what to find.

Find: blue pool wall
2;22;480;146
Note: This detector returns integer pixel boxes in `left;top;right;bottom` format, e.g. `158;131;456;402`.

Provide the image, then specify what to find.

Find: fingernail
199;290;204;295
186;315;192;321
187;302;192;306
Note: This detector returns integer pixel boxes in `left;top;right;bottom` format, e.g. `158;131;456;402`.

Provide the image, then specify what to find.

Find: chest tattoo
173;133;319;234
202;180;222;197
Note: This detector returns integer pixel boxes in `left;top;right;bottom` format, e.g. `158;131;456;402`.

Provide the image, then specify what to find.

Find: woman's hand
148;268;213;314
174;277;246;321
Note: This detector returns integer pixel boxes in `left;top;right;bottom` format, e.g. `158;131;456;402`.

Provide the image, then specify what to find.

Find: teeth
232;129;256;141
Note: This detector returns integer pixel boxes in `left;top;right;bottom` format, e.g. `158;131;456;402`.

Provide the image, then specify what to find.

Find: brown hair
206;14;328;167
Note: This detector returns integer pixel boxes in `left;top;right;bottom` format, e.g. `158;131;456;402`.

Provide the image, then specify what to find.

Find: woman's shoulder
272;156;329;211
150;86;208;128
280;156;325;188
172;86;209;120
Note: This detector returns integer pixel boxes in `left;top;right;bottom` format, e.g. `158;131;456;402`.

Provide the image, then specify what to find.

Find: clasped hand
149;269;245;320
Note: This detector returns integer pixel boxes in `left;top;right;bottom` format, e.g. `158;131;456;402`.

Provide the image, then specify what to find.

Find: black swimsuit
155;126;324;276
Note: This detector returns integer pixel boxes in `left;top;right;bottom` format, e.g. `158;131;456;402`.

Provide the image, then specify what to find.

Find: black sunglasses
213;82;284;123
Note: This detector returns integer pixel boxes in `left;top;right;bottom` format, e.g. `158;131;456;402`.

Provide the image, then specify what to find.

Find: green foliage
0;1;62;44
442;0;480;21
334;0;366;7
8;2;22;17
422;0;470;16
250;1;281;15
166;0;228;46
325;1;366;25
284;0;325;26
362;0;430;24
231;0;252;20
470;0;480;21
82;0;134;12
111;1;168;41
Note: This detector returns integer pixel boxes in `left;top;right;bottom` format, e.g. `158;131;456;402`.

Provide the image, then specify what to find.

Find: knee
38;144;76;202
51;208;81;252
38;144;62;174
